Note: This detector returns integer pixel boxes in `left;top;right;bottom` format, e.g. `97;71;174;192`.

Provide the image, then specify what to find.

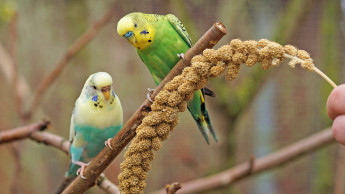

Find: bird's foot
74;161;90;179
105;138;113;150
147;88;155;102
177;53;185;59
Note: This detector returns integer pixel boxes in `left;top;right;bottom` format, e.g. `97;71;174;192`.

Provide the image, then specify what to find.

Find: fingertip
327;84;345;120
332;115;345;145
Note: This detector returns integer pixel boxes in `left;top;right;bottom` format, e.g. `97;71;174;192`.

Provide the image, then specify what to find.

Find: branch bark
27;4;118;118
151;128;335;194
62;22;227;194
0;119;50;144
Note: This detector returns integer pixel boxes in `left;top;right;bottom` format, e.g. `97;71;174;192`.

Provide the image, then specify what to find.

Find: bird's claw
74;161;90;179
147;88;155;102
105;138;113;150
177;53;185;59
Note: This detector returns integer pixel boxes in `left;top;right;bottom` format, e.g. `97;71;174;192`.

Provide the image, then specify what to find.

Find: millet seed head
284;45;298;56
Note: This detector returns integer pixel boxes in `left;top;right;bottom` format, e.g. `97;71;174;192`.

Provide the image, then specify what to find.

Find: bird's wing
166;14;192;47
69;101;78;143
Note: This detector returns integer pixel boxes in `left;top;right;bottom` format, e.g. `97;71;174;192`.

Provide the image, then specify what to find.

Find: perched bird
56;72;123;193
117;12;217;143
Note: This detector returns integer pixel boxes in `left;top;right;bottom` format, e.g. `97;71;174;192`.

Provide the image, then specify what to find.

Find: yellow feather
117;12;156;50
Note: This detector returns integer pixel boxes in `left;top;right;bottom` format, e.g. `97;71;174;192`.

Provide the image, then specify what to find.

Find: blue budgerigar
56;72;123;193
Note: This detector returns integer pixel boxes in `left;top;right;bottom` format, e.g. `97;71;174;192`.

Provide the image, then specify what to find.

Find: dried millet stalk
118;39;337;194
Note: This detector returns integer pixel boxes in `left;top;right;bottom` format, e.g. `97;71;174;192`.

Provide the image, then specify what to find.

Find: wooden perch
62;22;227;194
27;5;118;118
0;119;50;144
151;128;335;194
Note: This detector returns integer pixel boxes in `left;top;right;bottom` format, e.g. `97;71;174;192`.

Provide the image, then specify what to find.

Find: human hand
327;84;345;145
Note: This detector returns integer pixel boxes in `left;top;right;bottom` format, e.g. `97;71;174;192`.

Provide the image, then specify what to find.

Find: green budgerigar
56;72;123;193
117;12;217;143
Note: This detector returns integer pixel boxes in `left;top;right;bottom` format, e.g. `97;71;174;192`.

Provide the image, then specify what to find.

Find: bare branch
1;126;119;193
97;176;120;194
151;128;334;194
27;4;117;117
0;42;31;111
334;144;345;194
29;131;70;154
62;22;227;194
0;119;50;144
7;144;22;194
29;132;119;193
8;12;25;119
165;182;182;194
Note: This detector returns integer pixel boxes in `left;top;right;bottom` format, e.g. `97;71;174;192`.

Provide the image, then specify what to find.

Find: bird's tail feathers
55;162;77;194
55;176;75;194
196;116;218;144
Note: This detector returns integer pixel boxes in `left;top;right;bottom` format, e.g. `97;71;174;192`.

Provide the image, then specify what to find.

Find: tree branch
27;4;118;118
29;131;70;154
0;125;119;193
0;119;50;144
151;128;334;194
165;182;182;194
62;22;227;194
0;42;31;113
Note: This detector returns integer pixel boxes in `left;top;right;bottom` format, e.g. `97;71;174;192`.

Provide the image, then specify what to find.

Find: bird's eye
123;31;133;38
93;86;97;89
134;23;137;28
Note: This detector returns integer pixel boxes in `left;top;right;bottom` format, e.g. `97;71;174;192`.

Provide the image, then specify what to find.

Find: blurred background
0;0;344;193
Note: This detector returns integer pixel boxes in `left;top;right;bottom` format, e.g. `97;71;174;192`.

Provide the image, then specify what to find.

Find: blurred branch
97;176;120;194
29;131;70;154
334;145;345;194
1;124;119;193
165;182;182;194
62;22;227;194
30;132;119;194
7;144;21;194
0;42;31;116
27;4;118;118
0;119;50;144
8;12;24;119
151;128;334;194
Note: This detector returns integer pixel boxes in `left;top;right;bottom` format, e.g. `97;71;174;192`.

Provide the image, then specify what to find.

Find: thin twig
151;128;334;194
27;4;118;118
0;119;50;144
62;22;227;194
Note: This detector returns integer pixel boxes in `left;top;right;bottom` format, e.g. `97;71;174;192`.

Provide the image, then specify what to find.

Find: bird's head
117;12;155;50
83;72;116;106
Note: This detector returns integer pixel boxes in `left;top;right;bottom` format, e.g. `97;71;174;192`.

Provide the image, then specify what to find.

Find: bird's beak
127;36;137;47
101;86;111;100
